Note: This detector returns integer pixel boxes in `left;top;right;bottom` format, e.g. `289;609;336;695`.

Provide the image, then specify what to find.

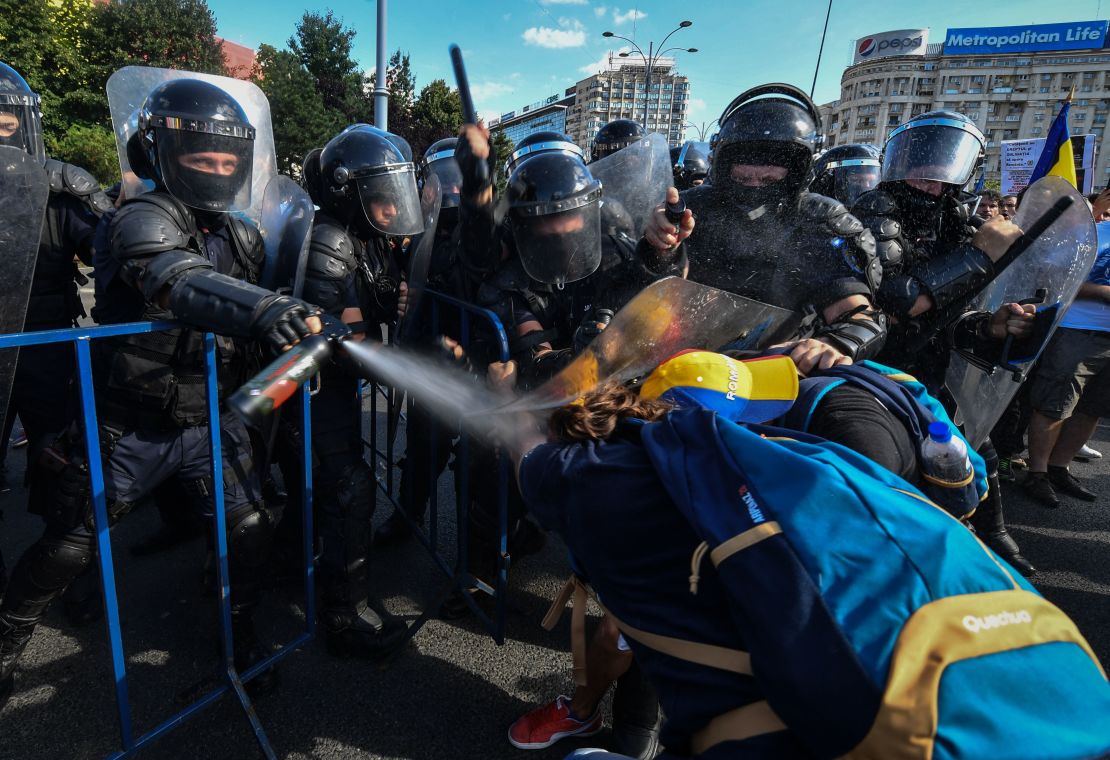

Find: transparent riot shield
106;66;276;221
589;133;673;238
0;146;50;436
258;175;314;299
504;277;801;412
396;173;442;344
946;176;1097;448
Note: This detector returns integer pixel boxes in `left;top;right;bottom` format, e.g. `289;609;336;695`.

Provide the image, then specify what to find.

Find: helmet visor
512;203;602;287
0;96;45;164
882;119;983;187
424;156;463;208
156;127;254;212
832;163;881;207
355;164;424;236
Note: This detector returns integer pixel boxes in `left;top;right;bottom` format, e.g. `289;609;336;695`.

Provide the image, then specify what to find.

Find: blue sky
208;0;1106;130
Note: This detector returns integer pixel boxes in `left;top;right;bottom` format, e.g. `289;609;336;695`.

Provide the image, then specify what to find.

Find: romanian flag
1029;97;1077;188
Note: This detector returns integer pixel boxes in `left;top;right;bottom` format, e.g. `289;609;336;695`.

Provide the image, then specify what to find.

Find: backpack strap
599;603;753;676
691;701;787;756
541;575;590;686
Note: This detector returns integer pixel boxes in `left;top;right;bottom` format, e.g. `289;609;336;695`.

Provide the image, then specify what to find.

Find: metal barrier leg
203;335;275;760
75;338;134;750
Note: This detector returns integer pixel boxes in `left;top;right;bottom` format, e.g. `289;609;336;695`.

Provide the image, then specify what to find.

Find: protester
975;188;1001;220
1024;219;1110;507
508;352;1110;760
1001;193;1019;219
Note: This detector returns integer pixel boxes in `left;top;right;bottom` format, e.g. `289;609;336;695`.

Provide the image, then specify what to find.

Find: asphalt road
0;283;1107;759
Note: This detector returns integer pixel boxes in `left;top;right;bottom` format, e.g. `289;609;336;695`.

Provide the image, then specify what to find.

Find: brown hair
548;381;672;442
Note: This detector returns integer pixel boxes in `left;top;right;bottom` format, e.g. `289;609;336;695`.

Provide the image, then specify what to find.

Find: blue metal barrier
360;289;513;644
0;321;316;759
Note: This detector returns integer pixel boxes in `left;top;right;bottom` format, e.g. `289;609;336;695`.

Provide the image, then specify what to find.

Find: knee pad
26;534;95;593
228;506;275;571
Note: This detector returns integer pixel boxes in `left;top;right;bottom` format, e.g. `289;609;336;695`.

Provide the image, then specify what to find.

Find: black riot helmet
507;130;585;175
319;124;424;237
300;147;324;204
881;110;984;191
711;83;822;214
591;119;645;162
0;62;45;164
138;79;255;213
420;138;463;209
507;152;603;288
673;141;710;190
810;143;881;207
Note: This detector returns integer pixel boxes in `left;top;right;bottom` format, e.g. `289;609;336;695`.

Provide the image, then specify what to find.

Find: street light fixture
600;21;696;129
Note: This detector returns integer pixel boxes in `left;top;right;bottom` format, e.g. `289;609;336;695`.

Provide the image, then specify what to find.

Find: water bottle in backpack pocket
919;420;979;516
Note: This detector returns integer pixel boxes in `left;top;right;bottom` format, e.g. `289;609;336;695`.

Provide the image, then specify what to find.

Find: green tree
289;10;368;123
253;44;344;176
490;127;513;194
50;124;119;184
368;49;415;139
410;78;463;157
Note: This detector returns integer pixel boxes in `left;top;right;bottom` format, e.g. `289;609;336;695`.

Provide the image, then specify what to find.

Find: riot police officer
809;143;881;208
851;110;1036;576
671;142;709;191
506;130;586;176
379;136;472;545
0;78;321;706
0;62;111;620
591;119;646;163
645;83;887;373
286;124;414;656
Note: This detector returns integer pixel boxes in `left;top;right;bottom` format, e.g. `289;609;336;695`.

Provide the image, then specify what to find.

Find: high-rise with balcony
491;54;691;154
818;21;1110;189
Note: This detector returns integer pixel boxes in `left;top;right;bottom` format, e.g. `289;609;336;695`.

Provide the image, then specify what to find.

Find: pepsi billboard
853;29;930;64
944;21;1108;55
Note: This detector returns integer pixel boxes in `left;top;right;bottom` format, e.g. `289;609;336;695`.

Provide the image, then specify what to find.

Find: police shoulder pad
110;193;195;259
228;216;264;268
47;159;114;215
307;218;358;280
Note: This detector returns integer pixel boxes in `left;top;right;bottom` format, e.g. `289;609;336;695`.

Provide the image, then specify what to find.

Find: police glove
251;295;322;353
573;309;614;353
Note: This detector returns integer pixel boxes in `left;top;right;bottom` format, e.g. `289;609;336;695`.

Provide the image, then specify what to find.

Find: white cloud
579;46;630;74
594;6;608;17
540;0;588;4
612;8;646;25
471;81;516;101
523;19;586;49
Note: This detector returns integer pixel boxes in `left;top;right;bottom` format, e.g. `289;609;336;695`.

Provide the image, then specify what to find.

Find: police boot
229;603;280;697
610;660;663;760
319;464;407;659
0;611;39;709
971;474;1036;578
323;599;408;659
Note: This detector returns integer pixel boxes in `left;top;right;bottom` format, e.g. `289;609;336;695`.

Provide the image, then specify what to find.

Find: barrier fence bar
360;289;512;645
0;321;316;759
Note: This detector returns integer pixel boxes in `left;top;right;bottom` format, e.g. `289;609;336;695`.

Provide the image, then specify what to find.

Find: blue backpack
781;360;988;518
640;407;1110;759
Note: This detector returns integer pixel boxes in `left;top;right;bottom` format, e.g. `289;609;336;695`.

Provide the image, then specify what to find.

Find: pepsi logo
858;37;877;57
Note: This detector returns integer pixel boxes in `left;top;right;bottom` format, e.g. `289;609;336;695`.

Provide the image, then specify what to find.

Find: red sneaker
508;695;603;750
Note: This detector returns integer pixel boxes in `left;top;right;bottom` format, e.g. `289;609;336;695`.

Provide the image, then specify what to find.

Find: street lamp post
683;119;718;141
603;21;696;133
